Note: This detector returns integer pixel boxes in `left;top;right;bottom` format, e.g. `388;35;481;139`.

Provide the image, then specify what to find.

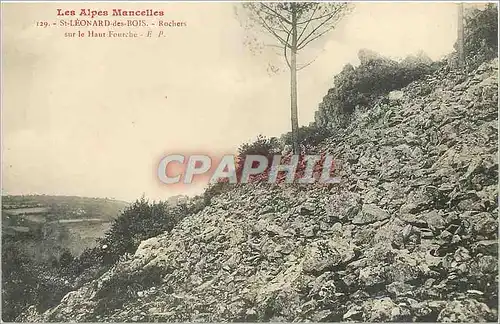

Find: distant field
1;195;129;221
1;195;130;256
4;226;30;234
49;218;105;224
3;207;49;216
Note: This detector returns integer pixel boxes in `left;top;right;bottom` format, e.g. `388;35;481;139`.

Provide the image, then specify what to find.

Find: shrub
93;265;164;317
235;135;281;180
462;3;498;70
95;197;187;266
235;150;338;186
1;236;73;321
237;135;280;161
200;135;281;203
63;196;194;287
281;123;334;150
315;51;435;129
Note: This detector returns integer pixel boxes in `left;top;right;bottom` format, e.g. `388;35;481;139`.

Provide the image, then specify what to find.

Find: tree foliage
461;3;498;70
2;234;74;321
236;2;352;154
77;197;191;268
237;2;352;68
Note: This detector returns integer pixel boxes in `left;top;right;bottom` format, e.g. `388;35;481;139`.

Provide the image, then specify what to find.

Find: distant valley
2;195;130;258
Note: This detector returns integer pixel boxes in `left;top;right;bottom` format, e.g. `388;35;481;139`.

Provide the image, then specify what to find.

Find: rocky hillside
23;58;498;322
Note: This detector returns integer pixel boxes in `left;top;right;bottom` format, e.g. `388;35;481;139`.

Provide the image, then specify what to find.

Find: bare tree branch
297;55;319;71
254;9;290;48
264;44;284;49
298;19;340;51
254;8;291;35
297;3;319;44
263;4;293;36
237;2;352;157
260;3;292;25
239;3;350;70
276;15;292;34
297;9;343;50
297;11;336;25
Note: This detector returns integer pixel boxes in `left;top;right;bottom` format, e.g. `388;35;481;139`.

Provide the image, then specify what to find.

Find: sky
1;2;481;202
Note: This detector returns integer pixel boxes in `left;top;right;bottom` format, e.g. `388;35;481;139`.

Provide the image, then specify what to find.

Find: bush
200;135;281;203
281;123;334;150
61;196;195;288
93;265;164;317
236;135;280;180
462;3;498;70
95;197;188;266
1;235;73;321
237;135;280;161
315;51;435;129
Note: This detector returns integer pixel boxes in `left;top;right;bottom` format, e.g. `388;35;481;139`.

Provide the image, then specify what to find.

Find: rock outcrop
23;58;498;322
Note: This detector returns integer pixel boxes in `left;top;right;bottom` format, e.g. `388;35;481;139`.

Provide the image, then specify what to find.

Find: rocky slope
23;58;498;322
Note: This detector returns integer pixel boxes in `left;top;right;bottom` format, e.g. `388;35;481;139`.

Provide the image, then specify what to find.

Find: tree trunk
290;7;299;154
457;3;465;68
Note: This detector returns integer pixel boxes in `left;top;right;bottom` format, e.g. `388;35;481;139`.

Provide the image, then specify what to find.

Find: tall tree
237;2;352;154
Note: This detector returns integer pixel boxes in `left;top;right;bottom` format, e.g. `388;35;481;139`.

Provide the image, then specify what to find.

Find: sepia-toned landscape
1;1;498;322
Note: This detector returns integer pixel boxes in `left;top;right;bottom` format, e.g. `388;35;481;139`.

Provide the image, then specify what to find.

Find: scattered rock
352;204;390;225
26;58;498;323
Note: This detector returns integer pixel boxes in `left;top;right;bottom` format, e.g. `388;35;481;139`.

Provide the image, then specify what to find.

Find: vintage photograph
1;1;498;322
